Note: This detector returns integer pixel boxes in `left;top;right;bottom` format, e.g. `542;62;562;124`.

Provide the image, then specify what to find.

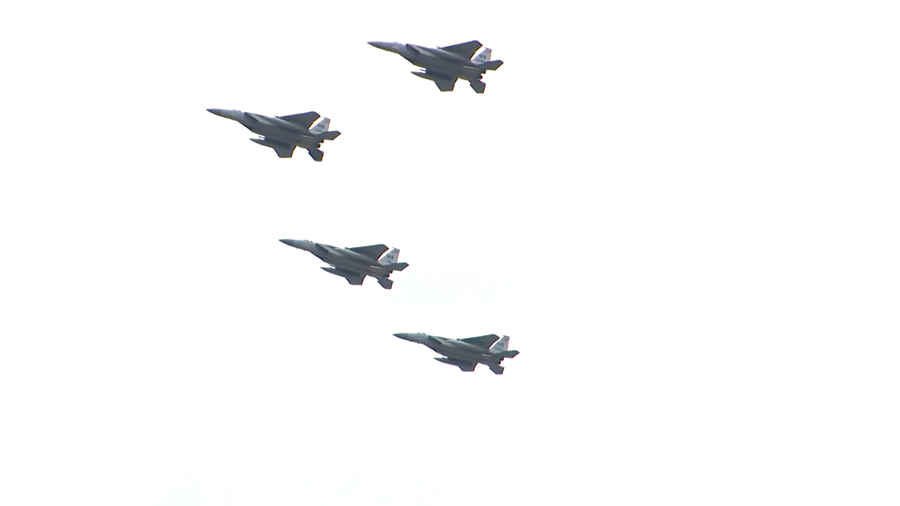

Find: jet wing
432;76;456;92
454;361;477;372
277;111;320;129
251;137;296;157
459;334;500;349
272;144;295;158
434;357;478;371
341;272;366;285
420;69;457;91
347;244;389;260
321;266;366;285
439;40;482;59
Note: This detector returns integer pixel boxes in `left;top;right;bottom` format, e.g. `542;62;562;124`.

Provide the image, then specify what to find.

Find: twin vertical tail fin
490;336;519;359
473;48;503;72
379;248;408;271
311;118;341;141
307;148;324;162
310;117;330;134
470;47;500;94
305;119;339;161
489;335;516;374
490;335;510;353
380;248;400;265
376;249;406;288
472;47;492;65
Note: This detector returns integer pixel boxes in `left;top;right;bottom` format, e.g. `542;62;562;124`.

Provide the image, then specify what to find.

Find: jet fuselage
281;240;397;277
214;110;321;149
393;333;504;364
369;42;485;80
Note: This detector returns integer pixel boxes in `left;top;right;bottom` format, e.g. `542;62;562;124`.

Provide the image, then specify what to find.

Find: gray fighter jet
279;239;408;289
207;109;340;161
393;333;519;374
368;40;503;93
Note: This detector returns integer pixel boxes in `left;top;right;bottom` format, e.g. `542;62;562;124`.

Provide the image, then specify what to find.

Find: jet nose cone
279;239;296;247
393;333;410;339
368;41;394;52
207;108;241;120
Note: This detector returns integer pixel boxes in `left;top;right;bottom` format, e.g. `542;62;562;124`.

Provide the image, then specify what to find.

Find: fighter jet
392;333;519;374
279;239;408;289
206;109;340;161
368;40;503;93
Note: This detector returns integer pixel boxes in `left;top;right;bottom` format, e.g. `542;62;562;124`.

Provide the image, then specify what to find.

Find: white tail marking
311;117;331;134
380;248;400;265
473;48;492;65
490;335;509;353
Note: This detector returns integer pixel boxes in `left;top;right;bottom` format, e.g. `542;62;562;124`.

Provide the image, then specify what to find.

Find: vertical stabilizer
472;47;492;65
379;248;400;265
310;117;331;134
489;335;510;353
307;148;324;161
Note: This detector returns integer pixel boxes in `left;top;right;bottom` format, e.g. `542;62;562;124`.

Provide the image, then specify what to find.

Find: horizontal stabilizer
500;350;519;359
377;277;394;290
469;80;486;94
307;148;324;162
478;59;503;72
318;130;341;141
488;364;505;375
387;262;408;271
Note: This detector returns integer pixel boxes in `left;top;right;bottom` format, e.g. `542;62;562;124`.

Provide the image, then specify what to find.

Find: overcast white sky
1;1;899;505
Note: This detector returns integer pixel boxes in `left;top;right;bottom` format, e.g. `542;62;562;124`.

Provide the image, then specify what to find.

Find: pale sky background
1;1;899;505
